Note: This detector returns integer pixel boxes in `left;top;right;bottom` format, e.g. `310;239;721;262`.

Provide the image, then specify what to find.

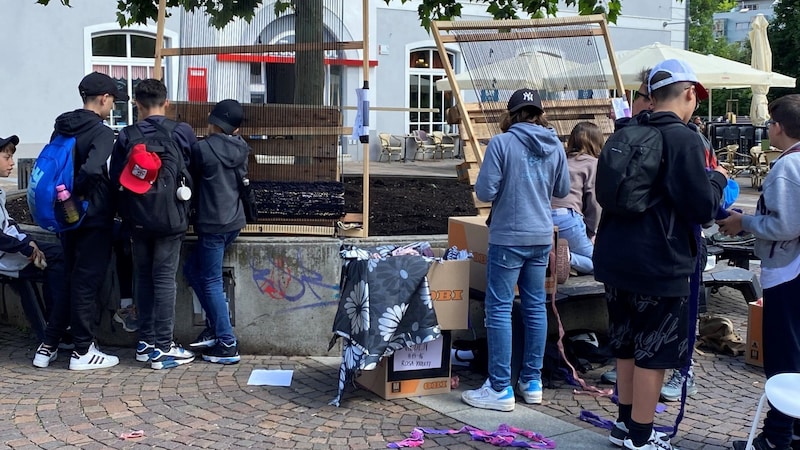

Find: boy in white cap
594;59;728;450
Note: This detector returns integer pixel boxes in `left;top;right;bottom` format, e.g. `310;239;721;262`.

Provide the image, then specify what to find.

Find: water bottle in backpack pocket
28;135;88;232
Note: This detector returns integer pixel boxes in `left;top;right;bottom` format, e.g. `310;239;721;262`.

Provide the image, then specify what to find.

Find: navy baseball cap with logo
648;59;709;101
507;88;544;114
79;72;130;101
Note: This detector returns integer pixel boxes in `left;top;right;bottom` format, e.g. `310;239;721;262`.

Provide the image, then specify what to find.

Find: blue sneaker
135;341;154;362
150;343;194;370
660;369;698;402
516;379;543;404
461;379;515;411
202;340;240;365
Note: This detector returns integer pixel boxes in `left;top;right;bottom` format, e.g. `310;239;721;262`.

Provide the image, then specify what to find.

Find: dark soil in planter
6;176;478;236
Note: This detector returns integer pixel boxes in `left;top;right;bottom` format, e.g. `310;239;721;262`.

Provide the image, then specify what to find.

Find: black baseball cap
507;88;544;114
79;72;130;101
209;99;244;134
0;135;19;148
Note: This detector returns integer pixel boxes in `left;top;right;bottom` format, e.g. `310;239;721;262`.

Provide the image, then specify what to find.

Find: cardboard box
448;216;556;296
356;333;451;400
428;248;470;330
746;300;764;367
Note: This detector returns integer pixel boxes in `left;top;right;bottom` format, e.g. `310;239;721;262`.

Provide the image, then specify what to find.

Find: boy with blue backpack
32;72;126;370
110;78;196;370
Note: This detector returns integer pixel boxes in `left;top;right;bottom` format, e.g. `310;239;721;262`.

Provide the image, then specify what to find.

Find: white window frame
404;41;459;134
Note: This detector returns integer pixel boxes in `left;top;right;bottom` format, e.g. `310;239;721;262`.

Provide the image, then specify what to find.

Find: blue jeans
132;232;183;352
485;243;550;391
183;231;239;344
552;209;595;274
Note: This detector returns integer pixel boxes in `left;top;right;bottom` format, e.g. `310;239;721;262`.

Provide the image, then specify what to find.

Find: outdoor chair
378;133;403;162
430;131;456;159
743;373;800;450
411;130;437;161
749;146;782;189
717;144;755;178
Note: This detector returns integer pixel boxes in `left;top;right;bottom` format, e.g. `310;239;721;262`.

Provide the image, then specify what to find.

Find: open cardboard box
745;300;763;367
428;248;470;330
448;216;557;296
356;332;452;400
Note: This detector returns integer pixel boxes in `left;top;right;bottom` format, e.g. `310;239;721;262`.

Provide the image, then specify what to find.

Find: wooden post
153;0;167;81
361;0;370;237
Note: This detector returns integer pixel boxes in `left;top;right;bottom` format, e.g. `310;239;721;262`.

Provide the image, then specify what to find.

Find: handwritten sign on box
392;338;444;372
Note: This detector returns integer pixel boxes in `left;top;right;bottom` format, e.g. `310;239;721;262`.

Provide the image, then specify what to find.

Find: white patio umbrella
749;14;772;126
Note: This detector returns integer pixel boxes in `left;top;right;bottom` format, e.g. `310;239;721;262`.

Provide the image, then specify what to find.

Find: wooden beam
153;0;167;80
433;15;606;31
438;28;603;44
160;41;364;57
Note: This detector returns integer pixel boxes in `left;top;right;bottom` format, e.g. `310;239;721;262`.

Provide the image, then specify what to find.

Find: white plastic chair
744;373;800;450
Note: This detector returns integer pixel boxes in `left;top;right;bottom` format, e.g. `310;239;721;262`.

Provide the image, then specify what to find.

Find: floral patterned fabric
329;245;441;406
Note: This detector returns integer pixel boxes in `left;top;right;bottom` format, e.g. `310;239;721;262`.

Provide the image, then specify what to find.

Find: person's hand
713;165;728;179
716;209;744;236
27;242;39;262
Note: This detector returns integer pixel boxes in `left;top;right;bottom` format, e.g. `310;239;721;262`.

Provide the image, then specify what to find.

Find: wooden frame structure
153;0;373;237
432;15;625;216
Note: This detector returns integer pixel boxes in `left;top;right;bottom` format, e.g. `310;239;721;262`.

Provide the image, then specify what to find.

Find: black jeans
762;274;800;447
132;231;183;352
59;226;113;353
19;241;68;346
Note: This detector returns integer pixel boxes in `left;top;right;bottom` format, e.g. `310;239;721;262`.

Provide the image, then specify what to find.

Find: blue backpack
27;135;88;233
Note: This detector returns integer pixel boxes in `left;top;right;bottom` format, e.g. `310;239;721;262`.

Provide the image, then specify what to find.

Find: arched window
90;32;163;130
408;48;455;133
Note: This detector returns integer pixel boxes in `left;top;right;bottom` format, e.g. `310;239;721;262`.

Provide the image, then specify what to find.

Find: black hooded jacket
190;133;250;234
52;109;115;229
593;111;727;297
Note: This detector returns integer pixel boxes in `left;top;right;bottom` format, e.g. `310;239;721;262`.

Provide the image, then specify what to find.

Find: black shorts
605;285;690;369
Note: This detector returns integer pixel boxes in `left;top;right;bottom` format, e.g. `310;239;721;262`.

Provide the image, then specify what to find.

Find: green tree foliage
768;0;800;96
37;0;622;29
688;0;752;118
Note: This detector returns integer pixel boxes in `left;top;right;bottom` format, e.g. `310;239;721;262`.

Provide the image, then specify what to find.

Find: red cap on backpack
120;144;161;194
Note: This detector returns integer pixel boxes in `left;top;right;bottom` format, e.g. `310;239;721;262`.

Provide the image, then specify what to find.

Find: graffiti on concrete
252;253;339;309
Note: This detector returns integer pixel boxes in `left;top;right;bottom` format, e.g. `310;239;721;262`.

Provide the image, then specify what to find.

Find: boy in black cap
110;78;197;369
35;71;128;371
183;99;249;364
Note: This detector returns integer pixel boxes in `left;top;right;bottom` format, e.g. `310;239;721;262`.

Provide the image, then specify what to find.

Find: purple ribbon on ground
387;424;556;448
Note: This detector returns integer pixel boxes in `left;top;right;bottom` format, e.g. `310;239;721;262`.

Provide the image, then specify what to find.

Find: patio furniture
430;131;456;159
411;130;438;161
378;133;403;162
743;373;800;450
749;146;782;189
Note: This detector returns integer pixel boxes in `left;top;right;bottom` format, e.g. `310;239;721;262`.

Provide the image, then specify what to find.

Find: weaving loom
153;0;361;236
432;16;625;216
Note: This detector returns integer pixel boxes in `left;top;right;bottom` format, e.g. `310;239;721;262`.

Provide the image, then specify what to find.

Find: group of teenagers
461;57;800;450
0;71;251;372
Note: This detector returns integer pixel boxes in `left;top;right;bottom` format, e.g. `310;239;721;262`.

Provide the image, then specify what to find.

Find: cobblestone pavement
0;282;764;450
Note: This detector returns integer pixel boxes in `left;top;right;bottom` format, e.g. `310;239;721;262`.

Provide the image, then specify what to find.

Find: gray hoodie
742;151;800;269
475;122;570;246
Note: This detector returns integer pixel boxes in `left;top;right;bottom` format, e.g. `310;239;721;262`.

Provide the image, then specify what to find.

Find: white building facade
1;0;686;162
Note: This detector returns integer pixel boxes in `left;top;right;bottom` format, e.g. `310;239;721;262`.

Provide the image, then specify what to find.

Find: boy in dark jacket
0;136;67;367
37;72;126;370
183;99;249;364
593;59;728;450
110;78;197;370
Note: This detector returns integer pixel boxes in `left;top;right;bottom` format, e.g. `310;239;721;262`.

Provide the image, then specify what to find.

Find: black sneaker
610;422;670;448
189;328;216;349
733;434;792;450
202;340;240;365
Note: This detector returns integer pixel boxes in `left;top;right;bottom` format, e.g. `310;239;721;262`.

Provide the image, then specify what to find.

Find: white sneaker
69;343;119;371
624;430;678;450
33;344;57;368
516;379;543;404
150;343;194;370
461;379;515;412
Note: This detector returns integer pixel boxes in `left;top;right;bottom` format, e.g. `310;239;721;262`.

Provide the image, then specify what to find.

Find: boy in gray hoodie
461;88;569;412
183;99;250;365
719;94;800;450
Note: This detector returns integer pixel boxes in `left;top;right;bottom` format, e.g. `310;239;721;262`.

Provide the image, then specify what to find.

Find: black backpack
120;119;193;234
596;114;668;215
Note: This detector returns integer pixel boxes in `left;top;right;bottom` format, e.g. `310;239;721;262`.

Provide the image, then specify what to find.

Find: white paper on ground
247;369;294;386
